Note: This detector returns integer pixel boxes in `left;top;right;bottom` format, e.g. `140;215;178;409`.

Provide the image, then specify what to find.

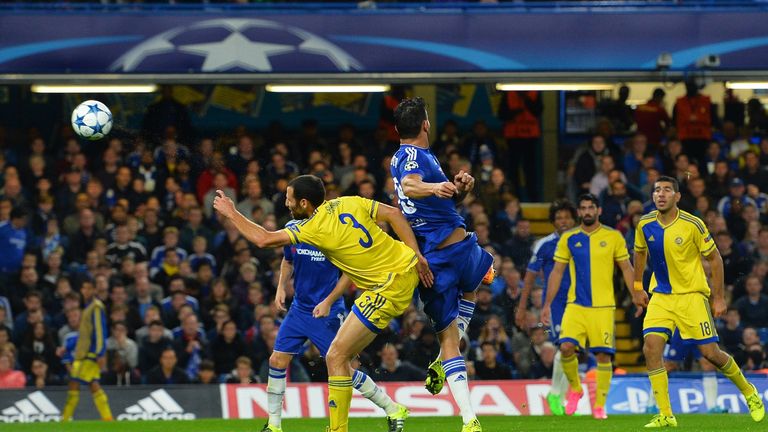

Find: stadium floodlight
725;82;768;90
265;84;391;93
495;83;615;91
31;84;158;93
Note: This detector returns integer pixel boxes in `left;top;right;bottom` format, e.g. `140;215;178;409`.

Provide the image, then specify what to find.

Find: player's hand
213;190;236;220
453;170;475;193
275;288;287;312
416;254;434;288
514;306;527;330
540;305;551;326
631;290;649;317
432;181;457;199
711;296;727;318
313;301;331;318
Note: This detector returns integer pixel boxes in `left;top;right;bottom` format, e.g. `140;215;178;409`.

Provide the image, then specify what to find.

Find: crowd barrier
1;377;767;422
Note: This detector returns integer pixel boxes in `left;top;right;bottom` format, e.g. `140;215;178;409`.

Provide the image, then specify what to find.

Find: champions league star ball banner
1;378;767;422
3;10;768;73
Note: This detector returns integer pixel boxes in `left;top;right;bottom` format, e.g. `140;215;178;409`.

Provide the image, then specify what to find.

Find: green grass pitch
1;415;765;432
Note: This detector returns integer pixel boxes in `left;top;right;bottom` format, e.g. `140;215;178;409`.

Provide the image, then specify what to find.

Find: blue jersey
390;145;466;254
0;221;26;273
283;220;345;314
528;232;570;307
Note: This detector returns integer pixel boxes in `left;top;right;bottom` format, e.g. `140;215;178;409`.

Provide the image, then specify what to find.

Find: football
71;100;113;140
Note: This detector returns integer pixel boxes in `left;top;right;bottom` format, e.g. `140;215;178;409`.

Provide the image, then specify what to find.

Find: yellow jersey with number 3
283;196;417;290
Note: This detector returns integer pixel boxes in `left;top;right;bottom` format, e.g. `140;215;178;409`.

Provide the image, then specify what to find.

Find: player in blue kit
262;219;407;432
516;200;578;416
391;97;494;432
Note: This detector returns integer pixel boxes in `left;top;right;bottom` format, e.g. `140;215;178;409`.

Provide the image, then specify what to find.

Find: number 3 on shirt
339;213;373;248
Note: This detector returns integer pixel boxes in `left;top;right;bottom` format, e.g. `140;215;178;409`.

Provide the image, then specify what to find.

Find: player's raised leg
698;342;765;422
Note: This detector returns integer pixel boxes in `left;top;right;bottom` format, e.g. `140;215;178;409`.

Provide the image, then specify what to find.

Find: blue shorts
664;329;702;362
549;301;567;343
419;233;494;332
273;306;347;356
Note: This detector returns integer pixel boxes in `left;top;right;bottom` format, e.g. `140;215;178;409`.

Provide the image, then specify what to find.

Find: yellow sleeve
698;224;716;256
553;233;571;264
349;196;379;220
613;231;630;262
282;215;322;247
634;222;647;252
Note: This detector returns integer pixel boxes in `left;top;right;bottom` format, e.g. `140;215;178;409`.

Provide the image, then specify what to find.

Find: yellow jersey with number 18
282;196;417;290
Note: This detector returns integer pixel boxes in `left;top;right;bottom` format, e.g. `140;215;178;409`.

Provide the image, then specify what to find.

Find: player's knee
698;344;720;363
269;352;291;370
325;344;347;369
642;337;664;358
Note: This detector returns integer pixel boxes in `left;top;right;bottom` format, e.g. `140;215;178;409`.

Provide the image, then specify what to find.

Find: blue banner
2;10;768;73
607;376;768;415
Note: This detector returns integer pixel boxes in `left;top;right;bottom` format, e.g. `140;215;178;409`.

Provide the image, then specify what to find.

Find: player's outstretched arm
314;273;352;318
213;190;290;248
705;248;727;317
375;202;434;288
542;262;566;326
401;174;457;199
516;269;539;329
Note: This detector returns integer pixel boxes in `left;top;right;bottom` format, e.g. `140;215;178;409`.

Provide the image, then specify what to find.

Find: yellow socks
595;362;613;408
648;367;672;417
61;390;80;422
328;376;352;432
719;356;754;396
561;354;582;393
92;389;113;421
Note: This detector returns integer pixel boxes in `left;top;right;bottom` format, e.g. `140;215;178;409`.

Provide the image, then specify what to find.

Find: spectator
0;349;25;388
674;79;714;165
370;344;425;382
529;341;556;379
18;321;58;375
733;276;768;328
210;320;248;375
401;326;440;370
236;178;274;219
26;355;62;388
474;341;513;380
468;286;506;341
503;220;535;272
0;207;27;277
717;307;743;354
138;320;171;374
225;356;260;384
717;178;757;220
192;359;217;384
149;227;188;279
146;347;189;385
106;321;138;370
634;88;670;149
172;313;207;372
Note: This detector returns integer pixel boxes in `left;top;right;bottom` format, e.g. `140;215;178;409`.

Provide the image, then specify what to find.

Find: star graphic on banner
179;32;295;72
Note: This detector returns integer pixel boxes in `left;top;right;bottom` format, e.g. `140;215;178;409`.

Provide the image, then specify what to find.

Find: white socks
443;356;475;424
267;367;287;427
550;350;568;396
352;369;399;415
703;372;718;411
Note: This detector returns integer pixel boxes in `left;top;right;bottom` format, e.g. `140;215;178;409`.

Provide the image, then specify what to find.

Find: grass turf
0;415;765;432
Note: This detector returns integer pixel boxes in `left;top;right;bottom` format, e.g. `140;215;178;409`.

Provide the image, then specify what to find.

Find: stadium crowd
0;84;768;389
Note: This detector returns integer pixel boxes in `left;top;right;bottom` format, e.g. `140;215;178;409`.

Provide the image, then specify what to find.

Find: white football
71;100;113;141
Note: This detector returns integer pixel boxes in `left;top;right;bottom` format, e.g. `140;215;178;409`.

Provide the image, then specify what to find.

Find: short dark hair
655;175;680;192
393;97;427;140
287;175;325;208
549;199;578;223
10;207;27;220
577;193;600;208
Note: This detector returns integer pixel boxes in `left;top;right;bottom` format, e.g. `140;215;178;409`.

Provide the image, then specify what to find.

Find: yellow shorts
559;303;615;354
352;267;418;333
70;359;101;384
643;292;718;344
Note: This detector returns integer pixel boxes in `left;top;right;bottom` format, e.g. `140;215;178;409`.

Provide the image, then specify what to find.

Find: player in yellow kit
213;175;433;432
542;193;643;420
635;176;765;428
61;280;113;422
